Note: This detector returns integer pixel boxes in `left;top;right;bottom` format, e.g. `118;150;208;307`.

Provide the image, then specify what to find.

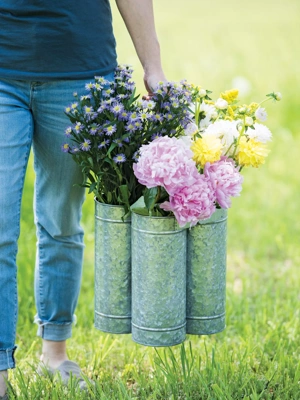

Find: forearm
115;0;163;75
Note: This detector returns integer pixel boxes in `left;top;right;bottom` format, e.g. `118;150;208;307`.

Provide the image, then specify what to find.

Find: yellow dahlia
191;136;222;167
237;136;269;168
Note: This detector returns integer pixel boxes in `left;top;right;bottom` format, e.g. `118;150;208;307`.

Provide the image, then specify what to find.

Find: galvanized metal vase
131;213;187;347
186;209;227;335
94;199;131;334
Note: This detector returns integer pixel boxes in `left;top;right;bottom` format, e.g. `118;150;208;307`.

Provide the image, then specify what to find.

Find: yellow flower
226;105;235;120
248;102;259;114
220;89;239;104
237;136;269;167
191;136;222;167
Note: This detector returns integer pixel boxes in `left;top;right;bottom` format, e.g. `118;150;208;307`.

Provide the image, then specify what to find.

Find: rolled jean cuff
0;346;17;371
34;316;76;341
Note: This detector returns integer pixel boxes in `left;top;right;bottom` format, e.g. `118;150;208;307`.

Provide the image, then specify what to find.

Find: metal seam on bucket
95;215;131;223
131;226;184;235
132;321;186;332
95;311;131;319
198;217;227;226
186;312;225;320
132;338;185;347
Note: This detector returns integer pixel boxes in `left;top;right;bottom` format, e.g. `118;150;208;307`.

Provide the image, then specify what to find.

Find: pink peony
160;175;216;227
204;156;243;209
133;136;199;195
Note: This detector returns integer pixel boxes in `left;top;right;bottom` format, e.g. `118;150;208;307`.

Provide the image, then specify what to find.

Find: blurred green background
14;1;300;398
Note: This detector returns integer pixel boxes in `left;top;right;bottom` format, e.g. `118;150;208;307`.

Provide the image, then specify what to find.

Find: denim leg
0;79;33;370
31;79;98;341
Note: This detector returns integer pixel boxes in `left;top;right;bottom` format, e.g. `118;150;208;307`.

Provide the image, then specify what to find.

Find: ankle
41;340;69;369
0;370;8;397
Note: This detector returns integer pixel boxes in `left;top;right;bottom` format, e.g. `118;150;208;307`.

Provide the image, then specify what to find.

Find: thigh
0;79;33;238
31;78;102;237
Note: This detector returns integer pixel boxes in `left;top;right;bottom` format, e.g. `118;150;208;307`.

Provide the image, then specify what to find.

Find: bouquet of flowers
132;87;281;226
63;65;192;215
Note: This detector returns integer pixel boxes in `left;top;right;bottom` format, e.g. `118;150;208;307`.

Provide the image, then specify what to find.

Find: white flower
179;135;193;149
245;117;254;126
202;120;239;155
275;92;282;101
184;122;198;137
215;98;228;110
199;89;207;97
200;116;213;130
247;123;272;143
200;102;216;119
255;107;268;122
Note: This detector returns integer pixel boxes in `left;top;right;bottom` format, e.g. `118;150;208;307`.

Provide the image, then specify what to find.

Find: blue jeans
0;73;114;371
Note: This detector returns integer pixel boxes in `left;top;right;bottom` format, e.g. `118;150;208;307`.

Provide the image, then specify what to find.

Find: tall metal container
186;209;227;335
94;199;131;334
131;213;187;347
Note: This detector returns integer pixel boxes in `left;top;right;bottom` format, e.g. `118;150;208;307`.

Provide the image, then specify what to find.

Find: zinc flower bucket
94;199;131;334
186;208;227;335
131;212;187;347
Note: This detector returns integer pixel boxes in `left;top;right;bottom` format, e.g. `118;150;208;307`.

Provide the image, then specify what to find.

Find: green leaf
131;207;150;216
119;185;130;204
88;181;97;194
107;192;112;203
144;187;158;212
107;142;118;156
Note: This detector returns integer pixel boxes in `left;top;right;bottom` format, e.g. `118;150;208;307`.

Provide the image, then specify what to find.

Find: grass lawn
6;0;300;398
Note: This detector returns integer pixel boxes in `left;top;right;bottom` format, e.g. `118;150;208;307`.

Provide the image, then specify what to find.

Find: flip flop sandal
37;360;92;390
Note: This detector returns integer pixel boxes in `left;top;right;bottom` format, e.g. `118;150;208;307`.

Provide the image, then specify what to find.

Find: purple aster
142;100;155;110
95;76;110;86
111;102;124;116
89;124;100;135
151;133;162;141
118;111;129;121
103;88;114;98
132;151;140;162
117;94;126;101
138;111;150;121
113;153;126;163
80;94;92;101
105;125;117;136
61;143;70;153
80;139;91;151
125;122;136;133
85;82;94;91
134;120;143;130
124;82;135;92
97;104;107;113
74;122;83;133
129;112;139;122
162;102;171;111
92;82;102;91
152;114;163;123
98;139;110;149
113;138;123;148
165;113;173;121
65;127;72;137
70;146;80;154
84;106;96;121
123;136;130;143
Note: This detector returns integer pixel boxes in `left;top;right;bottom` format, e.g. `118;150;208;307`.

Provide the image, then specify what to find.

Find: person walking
0;1;166;397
